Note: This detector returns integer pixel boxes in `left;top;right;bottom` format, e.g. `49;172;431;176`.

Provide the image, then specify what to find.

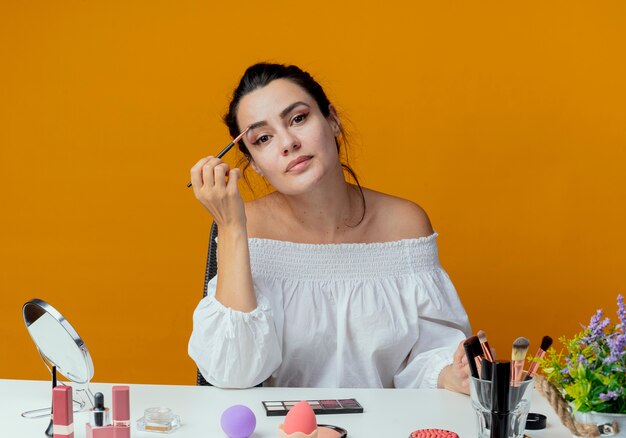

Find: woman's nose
281;134;300;155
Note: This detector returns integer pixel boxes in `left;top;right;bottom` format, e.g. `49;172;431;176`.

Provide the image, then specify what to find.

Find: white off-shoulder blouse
188;233;471;389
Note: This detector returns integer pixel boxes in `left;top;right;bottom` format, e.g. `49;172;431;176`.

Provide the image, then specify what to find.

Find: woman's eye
292;113;308;125
253;134;270;146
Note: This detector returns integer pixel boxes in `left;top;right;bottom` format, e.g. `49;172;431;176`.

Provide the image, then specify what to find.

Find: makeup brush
470;335;486;374
491;361;511;438
526;335;554;379
511;337;530;386
186;127;251;188
463;336;481;379
477;330;495;362
480;357;493;381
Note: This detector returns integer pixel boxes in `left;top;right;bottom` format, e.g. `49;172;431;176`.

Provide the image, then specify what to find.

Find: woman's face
236;78;342;195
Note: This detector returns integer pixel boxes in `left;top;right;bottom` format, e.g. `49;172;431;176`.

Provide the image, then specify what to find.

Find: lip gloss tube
113;386;131;438
53;385;74;438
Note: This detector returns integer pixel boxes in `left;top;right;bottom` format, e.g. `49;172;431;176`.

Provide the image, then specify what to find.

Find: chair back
196;221;218;386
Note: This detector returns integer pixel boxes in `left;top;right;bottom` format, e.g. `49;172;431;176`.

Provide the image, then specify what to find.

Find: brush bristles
234;127;250;142
512;337;530;361
463;337;475;347
477;330;488;344
540;335;553;351
464;335;483;354
471;337;484;355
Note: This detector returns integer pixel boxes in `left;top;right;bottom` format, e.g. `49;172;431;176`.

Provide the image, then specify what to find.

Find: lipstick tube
113;386;130;438
53;386;74;438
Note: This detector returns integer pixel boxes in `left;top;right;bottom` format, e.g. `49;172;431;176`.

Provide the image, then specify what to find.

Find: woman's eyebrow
247;101;310;132
279;101;310;118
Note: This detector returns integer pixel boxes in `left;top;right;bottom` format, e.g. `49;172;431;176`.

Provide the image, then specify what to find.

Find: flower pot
572;411;626;437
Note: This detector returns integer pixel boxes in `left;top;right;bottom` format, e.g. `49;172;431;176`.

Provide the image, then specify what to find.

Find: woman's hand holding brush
190;156;246;230
438;341;471;395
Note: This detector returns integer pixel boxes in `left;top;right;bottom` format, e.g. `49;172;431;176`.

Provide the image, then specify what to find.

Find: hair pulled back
223;63;365;224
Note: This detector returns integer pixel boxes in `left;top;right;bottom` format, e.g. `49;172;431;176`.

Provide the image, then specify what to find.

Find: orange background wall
1;1;625;385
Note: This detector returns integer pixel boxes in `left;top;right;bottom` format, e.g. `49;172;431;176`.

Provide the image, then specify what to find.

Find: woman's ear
328;104;341;136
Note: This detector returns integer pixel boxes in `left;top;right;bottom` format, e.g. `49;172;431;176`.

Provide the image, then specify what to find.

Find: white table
0;379;571;437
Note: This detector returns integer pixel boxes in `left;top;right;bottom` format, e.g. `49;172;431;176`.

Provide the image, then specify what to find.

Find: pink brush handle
527;349;546;377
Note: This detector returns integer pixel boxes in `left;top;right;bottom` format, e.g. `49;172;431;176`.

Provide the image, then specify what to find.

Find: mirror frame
22;298;94;384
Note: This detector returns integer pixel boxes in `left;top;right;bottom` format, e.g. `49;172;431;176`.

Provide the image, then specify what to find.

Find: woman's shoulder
362;188;434;241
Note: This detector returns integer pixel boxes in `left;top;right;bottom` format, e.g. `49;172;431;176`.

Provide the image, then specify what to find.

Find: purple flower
599;390;620;401
560;366;570;376
617;294;626;330
604;332;626;365
584;309;611;343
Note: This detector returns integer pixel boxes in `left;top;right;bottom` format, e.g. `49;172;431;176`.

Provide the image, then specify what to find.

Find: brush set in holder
469;360;535;438
464;333;553;438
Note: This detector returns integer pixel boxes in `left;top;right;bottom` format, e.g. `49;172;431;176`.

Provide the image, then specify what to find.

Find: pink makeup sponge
280;401;317;436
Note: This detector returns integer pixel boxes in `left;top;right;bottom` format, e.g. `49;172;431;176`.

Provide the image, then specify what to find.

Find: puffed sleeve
188;276;282;388
393;267;471;389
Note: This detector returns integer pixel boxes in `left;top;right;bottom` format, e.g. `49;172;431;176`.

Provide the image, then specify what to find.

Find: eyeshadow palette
262;398;363;417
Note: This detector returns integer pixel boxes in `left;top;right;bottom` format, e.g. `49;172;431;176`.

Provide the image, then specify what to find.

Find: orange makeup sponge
282;401;317;435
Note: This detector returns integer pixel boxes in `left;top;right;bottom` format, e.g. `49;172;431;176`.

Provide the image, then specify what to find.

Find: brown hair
223;62;366;224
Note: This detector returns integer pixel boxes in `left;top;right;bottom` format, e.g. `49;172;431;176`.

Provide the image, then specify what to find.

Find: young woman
188;63;471;392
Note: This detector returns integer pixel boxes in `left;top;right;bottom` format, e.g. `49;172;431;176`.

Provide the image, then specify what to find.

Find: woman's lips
286;155;313;173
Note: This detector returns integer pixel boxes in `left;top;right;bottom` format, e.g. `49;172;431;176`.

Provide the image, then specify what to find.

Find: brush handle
526;349;546;379
216;142;235;159
490;412;510;438
481;341;495;362
186;142;233;188
463;342;480;379
477;358;493;431
491;361;511;413
511;360;525;386
480;357;493;381
475;356;483;376
490;361;511;438
186;128;249;188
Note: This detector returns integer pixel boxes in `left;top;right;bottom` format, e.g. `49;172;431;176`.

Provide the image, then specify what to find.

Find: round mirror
23;298;94;384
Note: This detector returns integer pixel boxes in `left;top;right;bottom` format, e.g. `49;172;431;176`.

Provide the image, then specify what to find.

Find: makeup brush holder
469;375;534;438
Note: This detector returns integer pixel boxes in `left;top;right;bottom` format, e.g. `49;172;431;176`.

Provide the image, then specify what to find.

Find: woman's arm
393;268;472;392
190;156;256;312
189;157;282;387
215;225;256;311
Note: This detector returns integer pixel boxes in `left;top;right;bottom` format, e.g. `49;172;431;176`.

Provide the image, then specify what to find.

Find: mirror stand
20;352;95;419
